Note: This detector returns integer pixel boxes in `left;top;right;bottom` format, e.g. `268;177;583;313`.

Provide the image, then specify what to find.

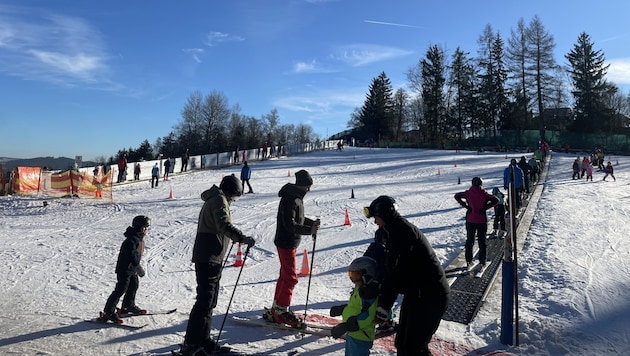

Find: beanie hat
295;169;313;187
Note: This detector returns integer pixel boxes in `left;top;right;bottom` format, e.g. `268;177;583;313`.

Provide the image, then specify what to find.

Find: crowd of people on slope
572;148;616;181
101;168;451;356
101;139;587;356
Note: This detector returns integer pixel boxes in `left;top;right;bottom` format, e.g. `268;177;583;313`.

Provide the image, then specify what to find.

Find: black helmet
348;256;378;284
220;174;243;197
472;177;483;186
364;195;397;218
132;215;151;228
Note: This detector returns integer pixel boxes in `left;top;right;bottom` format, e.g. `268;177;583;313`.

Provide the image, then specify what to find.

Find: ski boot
98;310;122;324
264;306;304;329
119;305;147;316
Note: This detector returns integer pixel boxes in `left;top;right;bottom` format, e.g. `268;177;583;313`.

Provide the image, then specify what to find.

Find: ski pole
215;244;251;347
221;242;235;271
303;233;317;322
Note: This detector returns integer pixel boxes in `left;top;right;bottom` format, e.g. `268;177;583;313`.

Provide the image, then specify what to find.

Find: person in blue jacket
151;163;159;188
503;158;525;209
240;161;253;194
330;256;380;356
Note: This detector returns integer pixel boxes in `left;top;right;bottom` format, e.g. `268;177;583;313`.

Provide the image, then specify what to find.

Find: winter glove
330;322;348;339
136;264;145;278
376;306;389;322
329;304;347;317
241;236;256;247
310;219;321;235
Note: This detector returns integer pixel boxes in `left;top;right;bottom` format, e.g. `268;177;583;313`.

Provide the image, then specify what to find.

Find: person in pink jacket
454;177;499;269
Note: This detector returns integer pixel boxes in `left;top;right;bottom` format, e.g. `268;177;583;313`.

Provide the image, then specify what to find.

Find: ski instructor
177;174;256;356
364;195;450;355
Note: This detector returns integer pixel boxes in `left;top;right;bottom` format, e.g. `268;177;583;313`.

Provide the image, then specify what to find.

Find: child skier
99;215;150;323
329;256;380;356
491;187;506;238
603;161;616;181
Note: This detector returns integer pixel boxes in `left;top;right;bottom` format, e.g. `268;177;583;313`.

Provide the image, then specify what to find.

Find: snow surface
1;147;628;356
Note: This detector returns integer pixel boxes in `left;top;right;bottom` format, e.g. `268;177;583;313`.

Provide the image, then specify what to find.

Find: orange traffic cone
437;168;441;176
287;170;291;177
168;187;174;199
233;243;244;267
344;208;351;226
454;161;458;167
299;248;310;276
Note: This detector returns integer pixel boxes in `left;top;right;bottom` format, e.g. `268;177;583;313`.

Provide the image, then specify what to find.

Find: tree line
349;16;630;147
101;90;318;165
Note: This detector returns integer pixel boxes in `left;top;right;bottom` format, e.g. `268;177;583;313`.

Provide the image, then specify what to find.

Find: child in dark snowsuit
603;161;616;181
100;215;150;323
491;187;506;237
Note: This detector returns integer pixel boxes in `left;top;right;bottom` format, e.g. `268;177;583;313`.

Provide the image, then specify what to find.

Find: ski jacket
115;227;145;276
192;185;247;264
240;165;251;180
151;165;159;177
164;159;171;170
117;157;127;170
342;284;378;342
454;186;498;224
377;215;450;311
605;165;614;174
503;164;524;190
274;183;315;250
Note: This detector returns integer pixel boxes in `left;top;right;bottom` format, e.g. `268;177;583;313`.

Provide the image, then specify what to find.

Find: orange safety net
12;167;113;200
12;167;41;194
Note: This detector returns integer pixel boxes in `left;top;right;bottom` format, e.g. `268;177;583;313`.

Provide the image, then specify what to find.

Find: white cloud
0;7;111;86
335;44;413;67
608;57;630;85
183;48;204;63
204;31;245;47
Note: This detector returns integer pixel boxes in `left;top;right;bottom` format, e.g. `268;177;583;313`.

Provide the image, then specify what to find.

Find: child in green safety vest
329;256;379;356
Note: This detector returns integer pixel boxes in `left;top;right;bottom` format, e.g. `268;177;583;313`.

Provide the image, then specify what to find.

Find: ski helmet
364;195;397;219
472;177;483;186
132;215;151;228
348;256;378;284
220;174;243;197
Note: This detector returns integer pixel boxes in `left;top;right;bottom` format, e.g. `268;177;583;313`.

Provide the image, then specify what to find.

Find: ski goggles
348;270;363;283
363;207;372;218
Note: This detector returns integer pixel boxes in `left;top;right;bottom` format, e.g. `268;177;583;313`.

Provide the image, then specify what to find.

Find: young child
585;162;593;181
491;187;506;238
99;215;150;323
330;256;379;356
603;161;616;181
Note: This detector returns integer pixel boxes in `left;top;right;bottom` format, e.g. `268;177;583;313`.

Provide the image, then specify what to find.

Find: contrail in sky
364;20;422;28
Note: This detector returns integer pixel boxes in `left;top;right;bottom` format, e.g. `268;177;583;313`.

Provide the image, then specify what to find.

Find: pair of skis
85;308;177;329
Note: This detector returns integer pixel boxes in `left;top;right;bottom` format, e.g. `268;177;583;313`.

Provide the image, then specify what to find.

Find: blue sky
1;0;629;160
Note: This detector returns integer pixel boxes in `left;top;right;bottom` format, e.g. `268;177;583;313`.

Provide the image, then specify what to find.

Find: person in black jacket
364;196;450;356
178;175;255;356
267;169;320;328
101;215;151;323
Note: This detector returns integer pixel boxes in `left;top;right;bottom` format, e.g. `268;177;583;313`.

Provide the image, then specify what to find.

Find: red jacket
454;186;499;224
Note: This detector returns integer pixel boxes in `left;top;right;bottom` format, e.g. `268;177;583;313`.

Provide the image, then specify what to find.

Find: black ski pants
185;262;222;347
465;222;487;264
104;273;139;313
395;290;449;355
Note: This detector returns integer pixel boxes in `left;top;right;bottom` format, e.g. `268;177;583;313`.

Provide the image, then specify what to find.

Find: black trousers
465;222;487;264
184;263;222;347
396;291;449;355
104;273;138;313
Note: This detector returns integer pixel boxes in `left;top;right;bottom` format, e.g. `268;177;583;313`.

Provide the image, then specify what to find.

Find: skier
181;149;189;173
267;169;320;328
100;215;151;323
603;161;616;181
454;177;499;270
491;187;506;237
240;161;253;194
503;158;525;209
177;175;255;356
329;256;380;356
164;157;171;181
151;163;159;188
364;195;450;355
